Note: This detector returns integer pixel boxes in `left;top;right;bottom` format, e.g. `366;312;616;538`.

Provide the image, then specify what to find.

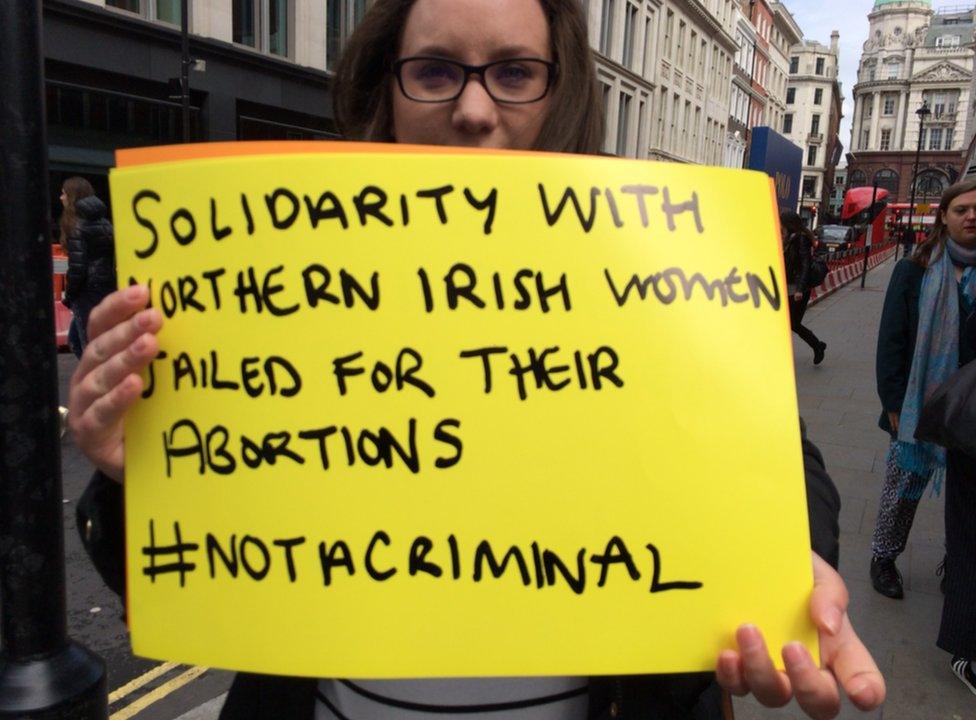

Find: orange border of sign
115;141;563;168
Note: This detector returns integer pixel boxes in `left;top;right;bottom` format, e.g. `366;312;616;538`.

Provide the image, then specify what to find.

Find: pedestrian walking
782;211;827;365
871;179;976;602
66;1;886;718
62;182;116;354
58;176;94;357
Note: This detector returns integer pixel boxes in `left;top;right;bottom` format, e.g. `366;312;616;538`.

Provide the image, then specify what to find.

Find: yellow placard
110;146;815;679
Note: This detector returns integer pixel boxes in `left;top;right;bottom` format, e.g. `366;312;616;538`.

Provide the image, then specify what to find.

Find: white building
848;0;975;201
784;33;844;225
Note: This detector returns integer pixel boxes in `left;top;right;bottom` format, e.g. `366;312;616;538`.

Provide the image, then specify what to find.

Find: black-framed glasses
392;56;556;104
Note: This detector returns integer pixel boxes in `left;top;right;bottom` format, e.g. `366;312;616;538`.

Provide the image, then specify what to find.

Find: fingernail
125;285;144;301
738;624;763;652
783;642;810;667
823;607;842;635
133;335;147;353
848;680;874;706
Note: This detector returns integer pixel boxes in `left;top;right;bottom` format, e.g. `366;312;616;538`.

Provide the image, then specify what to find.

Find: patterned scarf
894;238;976;498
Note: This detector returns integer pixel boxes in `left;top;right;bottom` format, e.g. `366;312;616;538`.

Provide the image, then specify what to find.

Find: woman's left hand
715;553;885;719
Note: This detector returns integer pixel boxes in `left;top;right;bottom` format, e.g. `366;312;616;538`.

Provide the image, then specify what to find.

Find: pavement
735;256;974;719
57;254;973;720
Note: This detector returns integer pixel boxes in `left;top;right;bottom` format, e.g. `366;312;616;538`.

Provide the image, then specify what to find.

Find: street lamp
904;101;932;258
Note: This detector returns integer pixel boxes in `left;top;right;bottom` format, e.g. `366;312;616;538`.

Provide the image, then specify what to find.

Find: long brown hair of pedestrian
332;0;605;154
912;178;976;268
780;210;815;247
59;176;94;249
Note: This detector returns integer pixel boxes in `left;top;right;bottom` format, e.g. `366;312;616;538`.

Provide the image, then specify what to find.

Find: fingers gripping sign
715;553;885;719
69;285;163;482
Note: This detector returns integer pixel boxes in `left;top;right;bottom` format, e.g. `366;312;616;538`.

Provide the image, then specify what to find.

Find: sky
787;0;875;164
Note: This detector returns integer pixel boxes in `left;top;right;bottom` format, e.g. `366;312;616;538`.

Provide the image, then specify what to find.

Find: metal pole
181;0;191;142
860;180;879;289
904;113;925;260
0;2;106;716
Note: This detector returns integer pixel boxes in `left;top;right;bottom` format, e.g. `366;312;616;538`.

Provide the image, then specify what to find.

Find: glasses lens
486;60;550;102
400;59;464;101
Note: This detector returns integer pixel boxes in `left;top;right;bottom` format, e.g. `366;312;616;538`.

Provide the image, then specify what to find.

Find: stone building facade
784;33;844;226
847;0;975;203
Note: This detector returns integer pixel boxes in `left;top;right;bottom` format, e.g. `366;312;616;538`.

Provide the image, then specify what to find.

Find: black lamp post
904;101;932;258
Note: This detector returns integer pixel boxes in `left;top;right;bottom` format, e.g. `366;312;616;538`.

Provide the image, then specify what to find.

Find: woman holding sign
68;0;884;718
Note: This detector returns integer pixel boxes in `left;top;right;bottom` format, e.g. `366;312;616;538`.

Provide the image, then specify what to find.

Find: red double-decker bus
840;186;890;247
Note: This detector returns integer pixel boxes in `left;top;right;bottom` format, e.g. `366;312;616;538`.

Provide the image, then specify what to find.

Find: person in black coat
64;194;116;352
781;211;826;365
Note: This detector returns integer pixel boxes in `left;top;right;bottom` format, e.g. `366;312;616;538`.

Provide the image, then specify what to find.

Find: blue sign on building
747;127;802;215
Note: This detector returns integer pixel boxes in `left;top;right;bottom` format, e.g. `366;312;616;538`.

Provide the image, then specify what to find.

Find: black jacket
876;258;976;435
783;233;812;292
65;196;116;306
77;422;839;720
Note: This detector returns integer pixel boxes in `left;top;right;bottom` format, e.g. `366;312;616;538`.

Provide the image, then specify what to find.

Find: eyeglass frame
391;56;558;105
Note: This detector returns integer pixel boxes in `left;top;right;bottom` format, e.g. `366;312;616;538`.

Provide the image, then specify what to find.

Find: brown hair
59;176;94;248
333;0;604;154
912;178;976;267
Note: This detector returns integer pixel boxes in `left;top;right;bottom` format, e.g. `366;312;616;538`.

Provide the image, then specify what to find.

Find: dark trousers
938;450;976;659
788;290;822;352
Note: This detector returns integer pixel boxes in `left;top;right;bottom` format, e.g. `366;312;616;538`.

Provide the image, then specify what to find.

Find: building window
783;113;793;133
811;114;821;134
663;10;674;60
688;30;697;73
929;128;943;150
600;0;616;56
789;56;798;73
106;0;184;22
622;2;639;68
617;92;632;156
849;169;867;187
887;62;901;80
861;129;869;148
807;145;818;166
815;57;825;75
326;0;365;70
946;128;955;150
935;35;961;47
814;88;823;105
874;169;899;193
915;170;948;197
882;95;895;115
919;128;927;148
234;0;289;56
677;21;685;66
869;67;876;81
864;100;872;118
802;175;817;197
925;90;957;118
786;87;795;104
106;0;141;11
880;128;891;150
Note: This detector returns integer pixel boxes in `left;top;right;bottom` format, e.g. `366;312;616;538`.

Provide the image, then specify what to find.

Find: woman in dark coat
871;180;976;603
64;192;117;352
781;211;826;365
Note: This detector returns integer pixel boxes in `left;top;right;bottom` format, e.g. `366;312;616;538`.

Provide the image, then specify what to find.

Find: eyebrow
407;44;548;61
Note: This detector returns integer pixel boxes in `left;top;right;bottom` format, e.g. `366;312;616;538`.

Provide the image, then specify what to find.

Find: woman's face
391;0;552;150
60;187;68;208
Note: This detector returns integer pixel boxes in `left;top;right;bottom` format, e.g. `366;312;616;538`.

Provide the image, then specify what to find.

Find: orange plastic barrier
52;246;71;351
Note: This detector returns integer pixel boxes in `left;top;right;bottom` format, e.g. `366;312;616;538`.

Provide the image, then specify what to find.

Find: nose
451;74;498;138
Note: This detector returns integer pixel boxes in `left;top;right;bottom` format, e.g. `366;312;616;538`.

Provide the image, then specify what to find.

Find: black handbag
915;358;976;458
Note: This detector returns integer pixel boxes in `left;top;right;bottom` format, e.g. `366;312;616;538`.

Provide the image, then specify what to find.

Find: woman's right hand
887;411;900;434
68;286;162;483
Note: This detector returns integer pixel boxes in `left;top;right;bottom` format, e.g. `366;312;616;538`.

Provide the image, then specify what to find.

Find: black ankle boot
870;557;904;599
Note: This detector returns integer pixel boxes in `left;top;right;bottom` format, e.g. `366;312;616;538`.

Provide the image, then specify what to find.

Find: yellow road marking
109;662;179;704
110;666;208;720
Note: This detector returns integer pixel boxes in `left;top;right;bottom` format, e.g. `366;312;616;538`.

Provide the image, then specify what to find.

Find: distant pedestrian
871;179;976;604
59;177;94;357
62;179;116;353
782;211;827;364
